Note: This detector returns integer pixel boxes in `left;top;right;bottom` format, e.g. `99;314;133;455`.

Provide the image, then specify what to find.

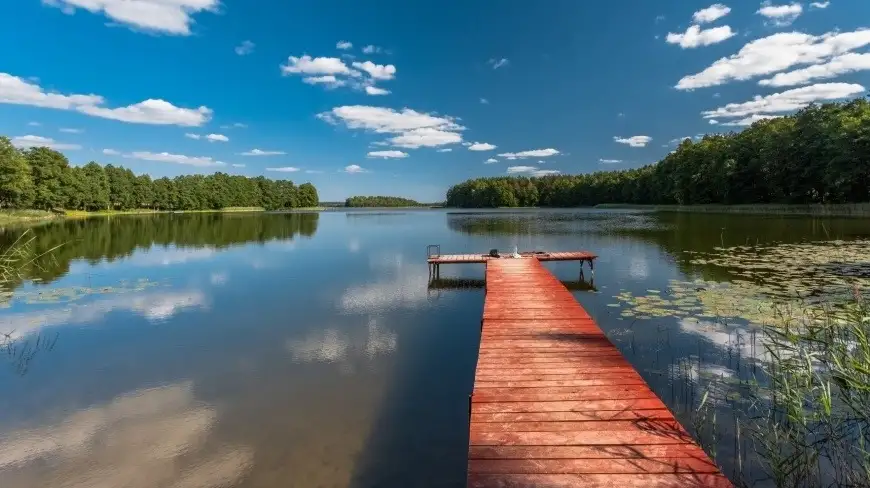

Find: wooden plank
465;258;732;487
468;473;734;488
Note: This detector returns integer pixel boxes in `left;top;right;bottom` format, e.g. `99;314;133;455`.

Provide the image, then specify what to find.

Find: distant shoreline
0;207;325;227
594;203;870;217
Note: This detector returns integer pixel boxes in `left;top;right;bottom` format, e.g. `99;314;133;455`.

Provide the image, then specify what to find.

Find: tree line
0;138;319;211
0;212;319;290
446;98;870;207
344;195;422;207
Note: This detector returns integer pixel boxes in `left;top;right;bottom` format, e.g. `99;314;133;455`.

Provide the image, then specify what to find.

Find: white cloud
102;148;120;155
759;52;870;87
305;169;323;174
676;29;870;90
484;158;498;164
365;86;390;95
437;148;452;152
709;119;720;124
0;72;210;126
810;1;829;8
78;99;211;126
185;133;201;139
205;133;228;142
480;98;489;104
336;40;353;50
693;4;732;23
235;40;255;56
720;114;783;126
507;166;559;177
667;25;736;48
489;58;509;69
388;128;461;148
367;150;408;159
125;151;225;167
44;0;219;35
614;135;652;147
344;164;365;173
599;159;622;164
240;149;286;156
266;167;300;172
59;127;82;133
702;82;864;120
231;163;245;168
757;2;803;25
351;61;396;81
496;148;560;160
468;142;497;151
281;55;357;76
318;105;464;149
362;45;381;54
302;75;347;88
11;135;81;150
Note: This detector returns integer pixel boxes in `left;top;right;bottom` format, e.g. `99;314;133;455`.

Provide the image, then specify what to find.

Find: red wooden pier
432;252;733;487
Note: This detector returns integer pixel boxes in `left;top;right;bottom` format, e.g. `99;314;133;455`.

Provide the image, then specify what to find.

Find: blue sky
2;1;870;201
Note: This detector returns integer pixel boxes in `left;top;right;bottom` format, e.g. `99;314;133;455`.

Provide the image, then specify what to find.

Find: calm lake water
1;209;869;487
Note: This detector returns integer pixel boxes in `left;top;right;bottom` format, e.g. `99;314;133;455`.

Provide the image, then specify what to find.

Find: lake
1;209;869;487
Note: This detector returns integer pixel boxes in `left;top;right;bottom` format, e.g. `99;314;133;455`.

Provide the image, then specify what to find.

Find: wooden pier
427;249;596;279
466;258;733;487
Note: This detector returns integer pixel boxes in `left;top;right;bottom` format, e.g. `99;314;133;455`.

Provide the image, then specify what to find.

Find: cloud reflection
0;290;208;341
285;319;397;365
0;382;253;488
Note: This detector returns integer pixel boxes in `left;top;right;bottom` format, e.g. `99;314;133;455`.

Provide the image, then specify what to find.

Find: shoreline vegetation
0;207;330;227
446;97;870;211
344;195;424;207
0;137;319;226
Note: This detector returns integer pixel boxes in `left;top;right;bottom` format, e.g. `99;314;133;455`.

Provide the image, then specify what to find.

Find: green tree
0;137;34;208
297;183;319;208
25;147;69;210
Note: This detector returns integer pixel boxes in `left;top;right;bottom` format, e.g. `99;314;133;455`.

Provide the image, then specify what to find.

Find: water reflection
0;212;319;291
286;319;397;365
0;382;253;488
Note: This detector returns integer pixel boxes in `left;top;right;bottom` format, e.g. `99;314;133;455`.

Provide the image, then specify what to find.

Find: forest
0;138;319;211
446;98;870;207
344;195;422;207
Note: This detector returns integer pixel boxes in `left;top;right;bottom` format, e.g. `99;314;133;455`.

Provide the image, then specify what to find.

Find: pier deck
467;258;732;487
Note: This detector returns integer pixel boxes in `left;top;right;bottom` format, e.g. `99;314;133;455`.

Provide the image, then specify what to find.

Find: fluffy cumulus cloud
344;164;365;173
496;148;560;160
186;133;228;142
614;135;652;147
676;29;870;90
667;25;735;48
336;40;353;50
318;105;464;149
810;1;830;8
757;2;803;25
693;4;731;23
235;40;255;56
11;135;81;150
266;167;300;172
367;150;408;159
102;148;120;155
484;158;498;164
365;86;390;96
302;75;346;88
351;61;396;81
239;149;285;156
362;45;382;54
702;83;864;122
507;166;560;177
125;151;225;167
759;52;870;87
43;0;219;35
0;73;210;126
468;142;497;151
281;55;356;76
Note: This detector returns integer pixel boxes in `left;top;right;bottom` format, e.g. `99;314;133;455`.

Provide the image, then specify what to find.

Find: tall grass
0;230;63;374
